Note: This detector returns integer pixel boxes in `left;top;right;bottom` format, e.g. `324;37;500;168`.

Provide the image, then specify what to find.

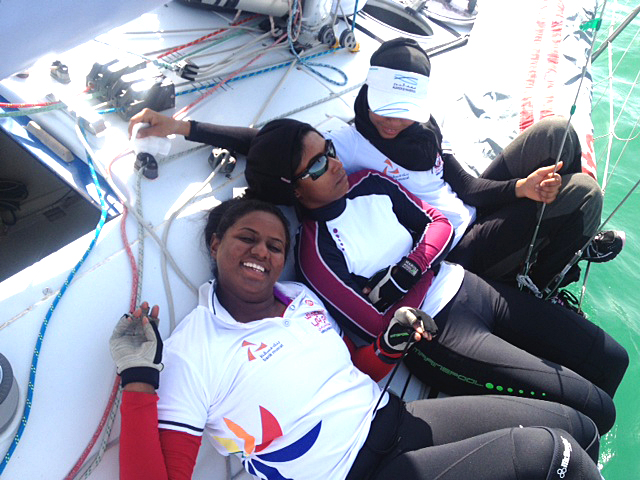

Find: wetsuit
119;281;603;480
295;169;628;434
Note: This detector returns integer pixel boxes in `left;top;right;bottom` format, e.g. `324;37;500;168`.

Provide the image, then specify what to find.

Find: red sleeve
120;391;201;480
342;334;393;382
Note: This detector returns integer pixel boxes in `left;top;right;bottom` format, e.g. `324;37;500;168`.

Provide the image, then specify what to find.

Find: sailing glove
366;257;422;312
109;311;163;389
375;307;438;363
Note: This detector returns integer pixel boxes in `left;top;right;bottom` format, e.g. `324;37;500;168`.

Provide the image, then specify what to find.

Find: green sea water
578;1;640;478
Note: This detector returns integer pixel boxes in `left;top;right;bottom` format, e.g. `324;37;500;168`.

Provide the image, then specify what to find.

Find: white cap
366;66;430;123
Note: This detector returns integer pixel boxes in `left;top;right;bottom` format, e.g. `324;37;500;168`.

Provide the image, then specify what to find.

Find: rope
0;128;108;476
517;3;606;293
286;0;348;86
173;33;288;119
255;81;364;128
176;47;343;96
157;15;260;59
0;103;65;118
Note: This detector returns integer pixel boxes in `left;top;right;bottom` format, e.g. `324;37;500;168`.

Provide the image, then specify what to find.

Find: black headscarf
244;119;316;205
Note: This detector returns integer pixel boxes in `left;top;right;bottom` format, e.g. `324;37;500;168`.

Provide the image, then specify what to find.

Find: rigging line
591;24;640;106
66;179;149;480
518;2;606;288
63;124;133;480
188;43;291;76
143;25;259;57
372;340;416;413
593;4;640;61
75;390;121;480
286;0;348;87
249;57;299;128
95;146;200;296
603;115;640;193
169;30;253;64
64;378;120;480
173;33;288;119
0;126;108;476
602;11;616;194
71;438;119;479
156;14;261;59
0;103;65;118
161;161;225;332
193;31;275;74
351;0;361;32
176;46;343;94
255;81;365;129
126;27;242;35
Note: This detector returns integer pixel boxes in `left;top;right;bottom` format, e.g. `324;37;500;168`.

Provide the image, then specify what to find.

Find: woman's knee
512;427;601;479
546;173;603;234
559;406;600;462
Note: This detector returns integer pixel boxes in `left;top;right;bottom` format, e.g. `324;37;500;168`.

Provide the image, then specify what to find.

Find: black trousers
347;393;601;480
448;116;602;289
403;271;628;434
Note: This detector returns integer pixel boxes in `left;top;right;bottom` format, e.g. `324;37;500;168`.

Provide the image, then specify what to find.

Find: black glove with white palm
365;257;422;312
375;307;438;364
109;302;163;389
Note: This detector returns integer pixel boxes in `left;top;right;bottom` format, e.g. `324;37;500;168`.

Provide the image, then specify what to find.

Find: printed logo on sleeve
433;153;444;175
305;310;332;333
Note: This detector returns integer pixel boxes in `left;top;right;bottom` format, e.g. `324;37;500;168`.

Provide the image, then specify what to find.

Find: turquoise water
577;1;640;477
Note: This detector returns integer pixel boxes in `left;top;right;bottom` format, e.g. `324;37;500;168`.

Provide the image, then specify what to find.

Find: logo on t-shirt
215;406;321;479
382;158;400;176
242;340;283;362
382;158;409;181
305;310;331;333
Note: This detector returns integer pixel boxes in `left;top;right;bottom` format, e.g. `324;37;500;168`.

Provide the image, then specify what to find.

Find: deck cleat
50;60;71;84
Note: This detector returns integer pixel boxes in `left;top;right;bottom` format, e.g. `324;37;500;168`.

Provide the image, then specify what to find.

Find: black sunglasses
292;139;336;182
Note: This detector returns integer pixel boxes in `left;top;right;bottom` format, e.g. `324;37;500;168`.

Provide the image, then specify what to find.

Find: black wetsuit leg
403;271;628;434
374;426;600;480
481;115;583;180
447;116;602;288
347;394;601;480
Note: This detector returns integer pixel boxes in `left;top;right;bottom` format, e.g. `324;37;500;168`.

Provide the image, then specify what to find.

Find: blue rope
176;47;343;96
287;0;348;86
351;0;360;32
0;130;108;476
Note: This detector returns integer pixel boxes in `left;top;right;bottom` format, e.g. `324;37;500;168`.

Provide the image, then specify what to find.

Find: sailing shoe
581;230;626;263
548;289;585;317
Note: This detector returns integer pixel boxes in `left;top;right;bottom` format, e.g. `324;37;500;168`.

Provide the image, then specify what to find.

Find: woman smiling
111;197;604;480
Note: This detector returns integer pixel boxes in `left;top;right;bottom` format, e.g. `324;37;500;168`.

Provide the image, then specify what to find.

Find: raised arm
111;303;201;480
443;153;563;207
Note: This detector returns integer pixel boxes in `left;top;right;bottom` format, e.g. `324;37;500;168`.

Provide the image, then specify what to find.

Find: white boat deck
0;0;598;478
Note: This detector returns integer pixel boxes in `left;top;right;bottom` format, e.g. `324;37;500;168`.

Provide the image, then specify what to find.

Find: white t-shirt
325;124;476;247
157;281;384;480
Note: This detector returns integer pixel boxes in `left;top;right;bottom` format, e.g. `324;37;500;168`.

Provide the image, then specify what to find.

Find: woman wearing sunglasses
112;196;605;480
